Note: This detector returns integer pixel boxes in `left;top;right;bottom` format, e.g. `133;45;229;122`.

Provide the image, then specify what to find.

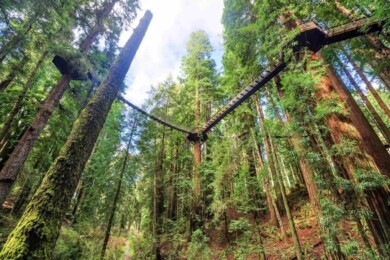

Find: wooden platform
52;55;89;81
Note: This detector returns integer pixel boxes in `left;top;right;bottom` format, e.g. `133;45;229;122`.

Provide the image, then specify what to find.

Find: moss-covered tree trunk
0;0;120;206
0;11;152;259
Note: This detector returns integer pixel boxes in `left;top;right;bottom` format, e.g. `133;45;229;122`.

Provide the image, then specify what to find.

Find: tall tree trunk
268;88;320;212
0;127;27;172
343;50;390;120
70;181;85;225
168;145;178;220
191;82;202;231
0;0;120;205
378;73;390;92
268;131;304;260
275;75;347;259
0;51;48;142
101;121;136;259
266;88;305;185
314;52;390;255
79;0;118;54
251;130;278;226
246;149;267;260
0;74;72;205
317;52;390;177
0;11;152;259
253;95;287;241
333;53;390;143
153;129;165;260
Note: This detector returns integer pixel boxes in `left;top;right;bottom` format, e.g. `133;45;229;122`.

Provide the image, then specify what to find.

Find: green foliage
341;240;359;257
53;226;81;260
228;218;262;259
1;0;389;259
187;229;211;259
228;218;250;234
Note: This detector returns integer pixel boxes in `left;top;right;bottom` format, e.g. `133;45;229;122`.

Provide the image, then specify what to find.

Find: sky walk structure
111;18;386;142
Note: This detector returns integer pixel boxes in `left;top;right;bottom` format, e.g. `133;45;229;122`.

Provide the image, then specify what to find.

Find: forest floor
206;203;325;259
203;188;367;259
203;188;327;259
1;188;368;259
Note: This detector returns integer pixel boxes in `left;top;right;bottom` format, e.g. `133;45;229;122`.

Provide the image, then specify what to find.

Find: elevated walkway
199;18;385;137
116;18;385;139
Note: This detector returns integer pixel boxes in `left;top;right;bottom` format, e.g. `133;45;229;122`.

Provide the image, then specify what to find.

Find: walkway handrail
118;95;193;134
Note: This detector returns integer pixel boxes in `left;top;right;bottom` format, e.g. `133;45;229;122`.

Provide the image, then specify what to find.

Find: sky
119;0;224;106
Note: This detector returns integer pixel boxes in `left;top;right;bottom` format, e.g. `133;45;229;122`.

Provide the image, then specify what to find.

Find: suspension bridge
57;17;386;141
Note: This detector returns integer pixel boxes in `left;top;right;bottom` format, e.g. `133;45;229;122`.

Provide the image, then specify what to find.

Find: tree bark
0;0;120;205
101;120;136;259
191;77;202;231
0;74;72;205
0;11;152;259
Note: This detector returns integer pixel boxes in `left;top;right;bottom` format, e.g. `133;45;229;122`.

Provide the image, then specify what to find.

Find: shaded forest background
0;0;389;259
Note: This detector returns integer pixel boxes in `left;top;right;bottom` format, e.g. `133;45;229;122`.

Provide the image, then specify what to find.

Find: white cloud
119;0;224;106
